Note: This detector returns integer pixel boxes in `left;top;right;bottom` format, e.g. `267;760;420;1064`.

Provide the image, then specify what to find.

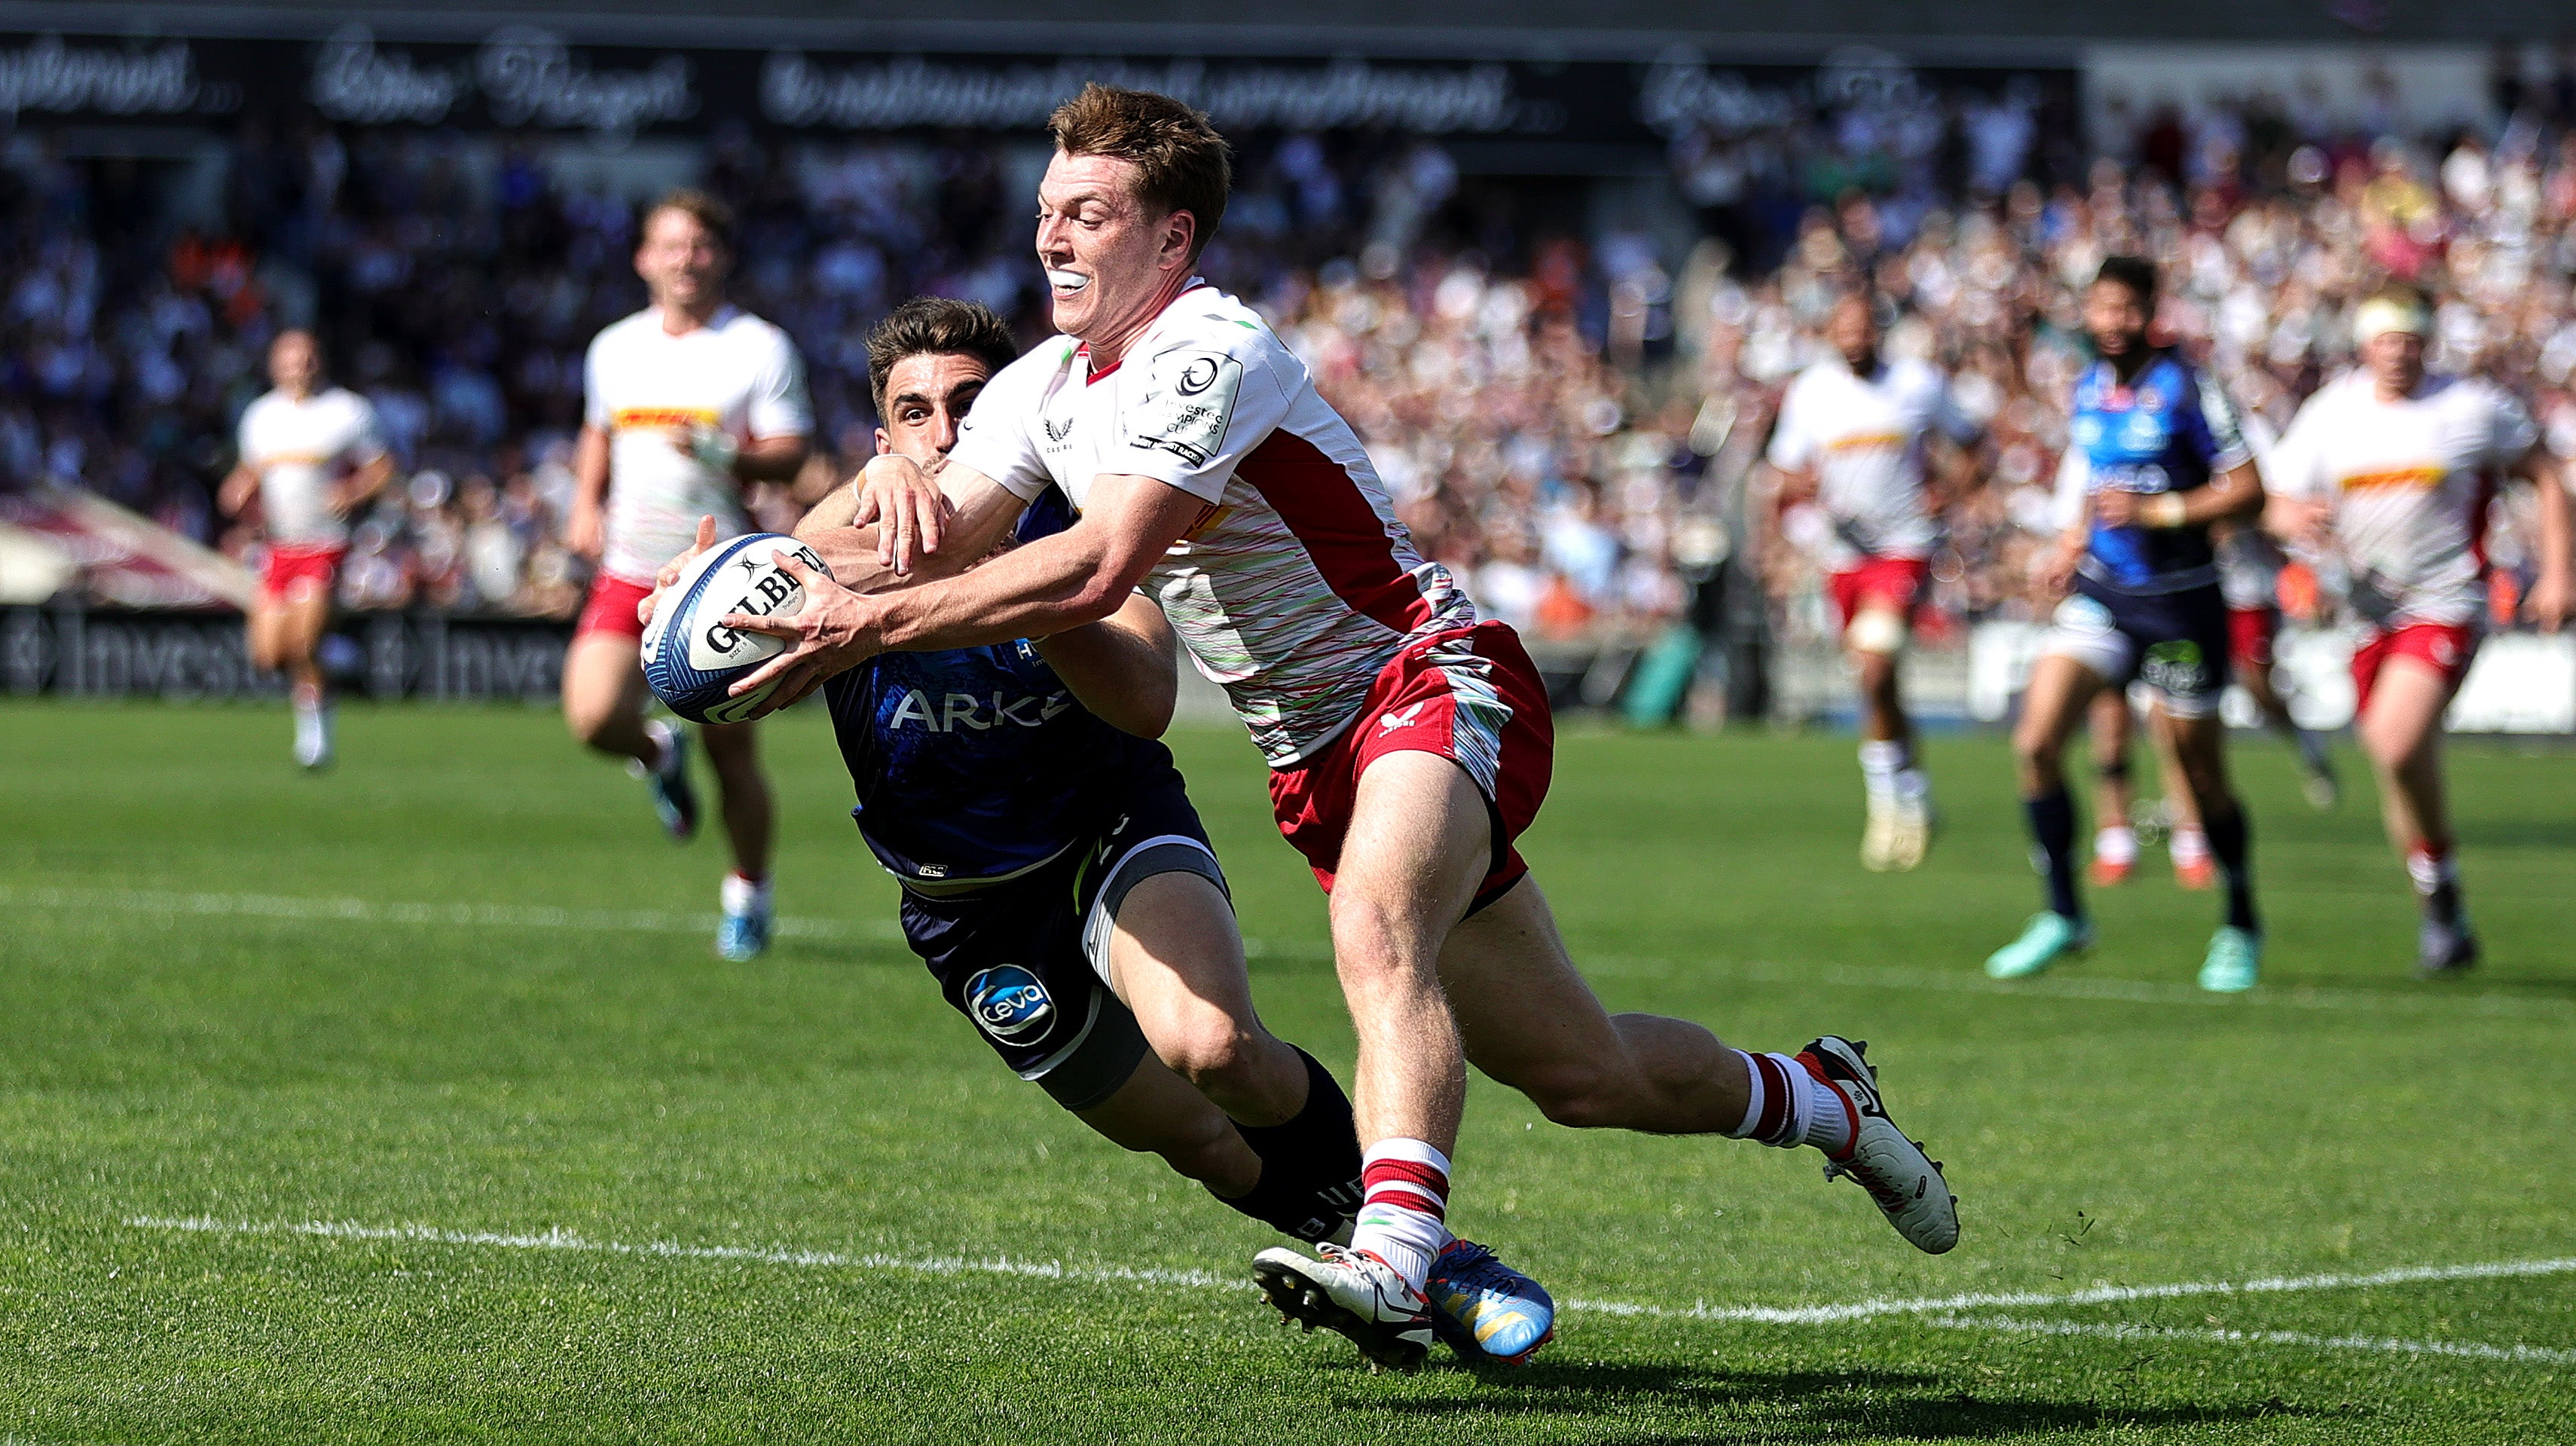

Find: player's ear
1163;208;1196;269
873;428;891;457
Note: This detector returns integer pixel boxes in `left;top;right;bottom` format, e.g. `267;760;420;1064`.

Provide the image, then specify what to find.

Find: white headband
2354;297;2430;346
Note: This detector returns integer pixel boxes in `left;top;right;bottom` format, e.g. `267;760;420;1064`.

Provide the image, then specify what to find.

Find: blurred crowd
5;69;2576;644
1684;103;2576;647
0;122;1453;613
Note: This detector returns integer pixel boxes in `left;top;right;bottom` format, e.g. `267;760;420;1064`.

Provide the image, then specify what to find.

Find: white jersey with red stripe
949;281;1477;766
582;304;811;586
2266;371;2537;627
237;387;387;546
1764;355;1972;567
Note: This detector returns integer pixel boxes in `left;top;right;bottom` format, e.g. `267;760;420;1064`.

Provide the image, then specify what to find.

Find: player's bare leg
565;632;698;842
1438;870;1953;1254
2147;699;2214;889
2161;709;2263;992
1850;610;1931;871
2354;657;2472;974
1261;754;1954;1368
1254;752;1482;1371
1077;1053;1264;1198
1107;871;1309;1125
564;634;659;765
250;581;335;769
1106;870;1364;1243
2086;687;2138;886
1990;653;2104;977
698;720;773;960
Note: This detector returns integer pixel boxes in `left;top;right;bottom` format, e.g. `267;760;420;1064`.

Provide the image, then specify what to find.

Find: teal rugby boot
1985;912;2092;980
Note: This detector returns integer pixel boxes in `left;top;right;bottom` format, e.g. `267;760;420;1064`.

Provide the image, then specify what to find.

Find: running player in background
2265;283;2572;976
1765;292;1979;870
717;85;1957;1373
1988;255;2269;992
564;190;811;961
2214;522;2339;812
217;329;393;770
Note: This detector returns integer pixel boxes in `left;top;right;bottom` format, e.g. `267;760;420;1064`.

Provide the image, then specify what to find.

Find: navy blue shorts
898;772;1227;1111
2043;578;2233;720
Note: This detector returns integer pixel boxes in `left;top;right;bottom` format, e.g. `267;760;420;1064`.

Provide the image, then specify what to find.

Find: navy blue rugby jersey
2061;350;2251;595
822;487;1179;885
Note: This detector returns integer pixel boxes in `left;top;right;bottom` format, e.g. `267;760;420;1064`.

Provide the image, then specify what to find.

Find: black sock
1212;1047;1363;1243
2024;788;2082;921
2205;802;2260;933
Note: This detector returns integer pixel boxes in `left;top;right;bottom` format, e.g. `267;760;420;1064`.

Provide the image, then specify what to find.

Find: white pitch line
1563;1255;2576;1325
1924;1313;2576;1366
0;885;897;945
16;883;2571;1021
124;1215;1227;1289
127;1214;2576;1360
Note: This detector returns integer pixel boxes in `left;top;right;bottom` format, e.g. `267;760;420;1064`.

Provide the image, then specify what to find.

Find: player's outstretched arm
2519;451;2571;631
792;456;1028;593
720;472;1202;716
1035;592;1179;738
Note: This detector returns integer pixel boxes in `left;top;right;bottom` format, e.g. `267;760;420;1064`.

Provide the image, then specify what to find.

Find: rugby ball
640;532;832;724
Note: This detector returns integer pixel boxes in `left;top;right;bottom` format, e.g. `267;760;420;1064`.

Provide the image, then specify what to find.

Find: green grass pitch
2;700;2571;1443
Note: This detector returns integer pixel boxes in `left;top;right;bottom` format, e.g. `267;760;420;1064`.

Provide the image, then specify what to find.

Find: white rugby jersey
2266;371;2538;627
948;281;1477;766
1764;355;1974;567
583;304;811;585
237;387;386;546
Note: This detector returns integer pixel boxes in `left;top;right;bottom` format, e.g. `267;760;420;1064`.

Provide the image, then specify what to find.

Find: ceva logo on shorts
965;966;1054;1043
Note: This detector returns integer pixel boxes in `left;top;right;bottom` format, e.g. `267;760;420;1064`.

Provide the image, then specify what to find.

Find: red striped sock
1349;1139;1451;1292
1727;1050;1809;1148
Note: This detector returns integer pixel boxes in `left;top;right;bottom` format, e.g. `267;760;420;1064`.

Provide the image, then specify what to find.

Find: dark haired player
668;298;1554;1364
1988;256;2269;991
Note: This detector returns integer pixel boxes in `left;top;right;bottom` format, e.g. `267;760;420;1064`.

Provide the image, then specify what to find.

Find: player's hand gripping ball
641;533;833;724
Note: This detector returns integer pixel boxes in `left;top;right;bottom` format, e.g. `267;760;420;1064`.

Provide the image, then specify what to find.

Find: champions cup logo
1176;358;1220;396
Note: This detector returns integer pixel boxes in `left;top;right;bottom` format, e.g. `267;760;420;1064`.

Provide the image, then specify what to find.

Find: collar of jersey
1074;277;1209;384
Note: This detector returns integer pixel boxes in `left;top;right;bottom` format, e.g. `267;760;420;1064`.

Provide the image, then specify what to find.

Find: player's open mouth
1045;269;1089;295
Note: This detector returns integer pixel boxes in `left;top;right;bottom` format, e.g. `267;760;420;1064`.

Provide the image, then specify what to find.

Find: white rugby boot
1798;1035;1960;1255
1860;799;1899;872
1886;793;1933;871
1252;1243;1435;1373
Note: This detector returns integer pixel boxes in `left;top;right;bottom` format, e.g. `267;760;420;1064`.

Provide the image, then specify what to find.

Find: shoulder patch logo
1130;350;1242;469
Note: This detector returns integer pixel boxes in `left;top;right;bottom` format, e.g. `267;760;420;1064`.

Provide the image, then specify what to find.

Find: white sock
2171;827;2210;866
721;870;771;916
2094;825;2137;867
1350;1139;1453;1292
1727;1048;1855;1152
646;719;678;775
1894;766;1932;806
1858;740;1906;805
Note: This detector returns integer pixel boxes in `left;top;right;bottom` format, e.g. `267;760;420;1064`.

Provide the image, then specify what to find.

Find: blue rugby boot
1985;911;2091;980
1426;1238;1555;1365
717;871;772;962
628;719;698;841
